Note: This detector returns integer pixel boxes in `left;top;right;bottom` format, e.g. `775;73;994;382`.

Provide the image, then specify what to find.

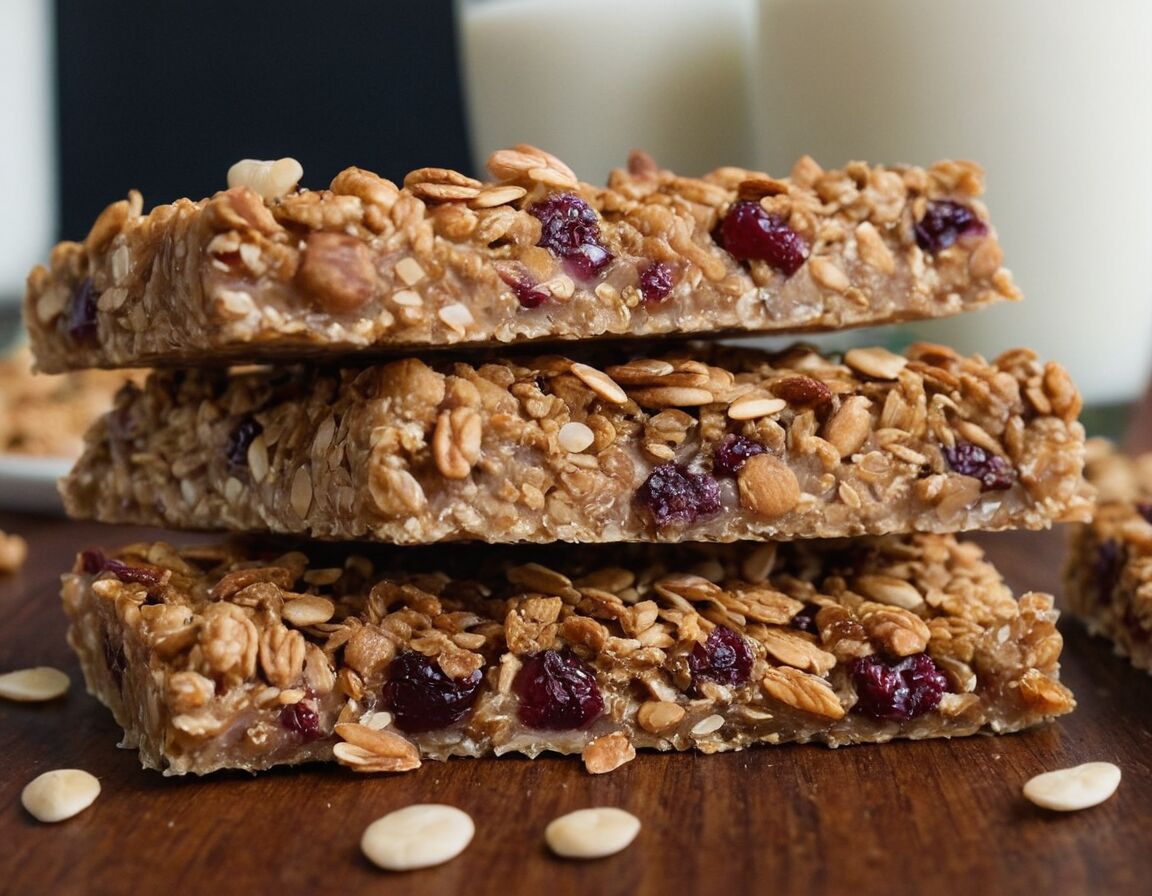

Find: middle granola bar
63;341;1090;544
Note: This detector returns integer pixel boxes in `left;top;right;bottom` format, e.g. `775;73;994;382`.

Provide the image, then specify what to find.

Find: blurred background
4;0;1151;431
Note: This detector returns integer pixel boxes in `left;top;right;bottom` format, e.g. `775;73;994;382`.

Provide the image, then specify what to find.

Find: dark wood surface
3;504;1152;894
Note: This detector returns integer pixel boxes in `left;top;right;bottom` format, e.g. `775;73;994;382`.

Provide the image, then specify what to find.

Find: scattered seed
0;666;70;702
21;769;101;823
1023;762;1121;811
361;804;475;870
545;807;641;859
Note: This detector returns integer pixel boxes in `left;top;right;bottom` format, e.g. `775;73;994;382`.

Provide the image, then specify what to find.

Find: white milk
456;0;755;184
0;1;55;306
754;0;1152;405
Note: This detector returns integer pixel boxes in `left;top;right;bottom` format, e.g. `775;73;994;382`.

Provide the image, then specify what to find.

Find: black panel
55;0;470;240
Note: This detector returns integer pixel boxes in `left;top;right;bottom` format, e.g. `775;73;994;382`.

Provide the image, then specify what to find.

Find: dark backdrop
55;0;471;241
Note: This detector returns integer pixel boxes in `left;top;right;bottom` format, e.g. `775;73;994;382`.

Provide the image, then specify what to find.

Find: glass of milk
0;1;56;314
753;0;1152;409
455;0;756;185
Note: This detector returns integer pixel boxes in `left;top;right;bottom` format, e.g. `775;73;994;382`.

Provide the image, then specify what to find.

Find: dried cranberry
280;701;323;740
513;650;603;730
381;651;483;733
638;262;675;304
942;442;1015;491
789;603;822;636
718;200;808;276
529;193;613;279
81;549;164;587
637;462;722;528
1094;539;1125;606
688;626;753;690
67;277;100;345
913;200;988;253
712;433;767;476
1136;502;1152;525
226;416;262;473
81;548;107;574
851;653;948;722
497;267;550;308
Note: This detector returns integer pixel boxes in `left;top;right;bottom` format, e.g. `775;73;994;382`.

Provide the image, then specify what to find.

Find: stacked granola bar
27;146;1089;775
1064;439;1152;672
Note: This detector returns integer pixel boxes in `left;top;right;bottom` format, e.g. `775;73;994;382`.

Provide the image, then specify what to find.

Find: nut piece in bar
61;342;1090;545
26;145;1018;372
62;535;1074;776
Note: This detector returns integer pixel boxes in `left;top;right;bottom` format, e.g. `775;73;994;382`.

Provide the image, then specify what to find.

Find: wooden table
2;510;1151;895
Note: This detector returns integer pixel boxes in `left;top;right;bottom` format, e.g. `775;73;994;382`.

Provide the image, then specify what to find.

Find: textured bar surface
62;342;1090;544
1064;439;1152;672
63;535;1074;776
26;145;1017;372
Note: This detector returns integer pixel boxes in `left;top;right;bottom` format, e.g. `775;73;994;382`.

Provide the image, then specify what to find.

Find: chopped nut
691;714;725;736
360;804;474;870
333;722;421;773
809;256;850;292
0;530;28;574
761;666;845;719
844;347;908;380
437;302;474;334
627;386;715;408
582;732;636;774
854;221;895;273
772;376;832;406
0;666;70;702
737;454;801;518
297;232;378;312
545;808;641;859
394;256;427;286
636;699;686;735
1023;762;1121;812
433;407;483;479
821;396;872;458
226;157;303;201
728;394;787;420
854;575;925;611
281;595;335;627
558;421;595;453
21;769;101;823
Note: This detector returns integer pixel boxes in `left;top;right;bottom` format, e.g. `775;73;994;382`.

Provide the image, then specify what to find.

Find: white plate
0;454;71;513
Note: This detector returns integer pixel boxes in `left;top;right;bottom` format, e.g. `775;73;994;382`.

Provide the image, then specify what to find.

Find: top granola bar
25;146;1018;372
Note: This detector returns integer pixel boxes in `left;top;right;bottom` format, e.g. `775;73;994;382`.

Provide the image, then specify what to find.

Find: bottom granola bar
1064;439;1152;672
64;535;1073;776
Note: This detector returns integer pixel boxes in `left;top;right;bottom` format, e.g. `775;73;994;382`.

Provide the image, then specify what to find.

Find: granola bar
0;345;141;458
1063;439;1152;672
26;145;1018;372
62;535;1074;776
62;342;1090;544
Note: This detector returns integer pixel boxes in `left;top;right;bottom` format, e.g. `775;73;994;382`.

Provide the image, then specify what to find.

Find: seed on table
360;804;475;871
21;769;101;823
0;666;70;702
1023;762;1121;811
545;807;641;859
